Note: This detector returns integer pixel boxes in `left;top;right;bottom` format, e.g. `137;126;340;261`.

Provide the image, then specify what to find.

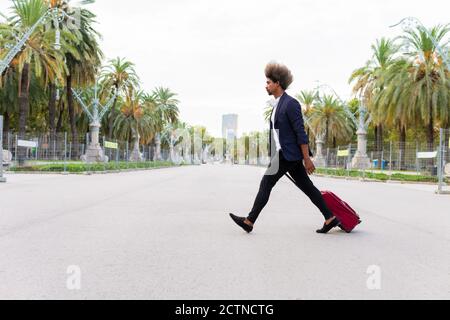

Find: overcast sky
1;0;449;137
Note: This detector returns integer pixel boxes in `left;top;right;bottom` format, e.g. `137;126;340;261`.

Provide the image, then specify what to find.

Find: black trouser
247;151;334;224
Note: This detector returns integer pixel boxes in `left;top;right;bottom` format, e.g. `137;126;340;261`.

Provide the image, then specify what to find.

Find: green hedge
10;161;179;173
315;168;444;183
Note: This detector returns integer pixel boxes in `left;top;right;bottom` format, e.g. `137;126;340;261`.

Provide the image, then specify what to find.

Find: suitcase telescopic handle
285;173;360;218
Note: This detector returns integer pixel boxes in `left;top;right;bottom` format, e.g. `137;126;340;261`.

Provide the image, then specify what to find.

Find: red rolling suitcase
320;191;361;233
285;173;361;233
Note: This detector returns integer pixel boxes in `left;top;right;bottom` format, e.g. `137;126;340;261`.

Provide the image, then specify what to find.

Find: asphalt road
0;165;449;299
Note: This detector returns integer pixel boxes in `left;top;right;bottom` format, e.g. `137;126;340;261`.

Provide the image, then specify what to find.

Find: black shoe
229;213;253;233
316;217;341;234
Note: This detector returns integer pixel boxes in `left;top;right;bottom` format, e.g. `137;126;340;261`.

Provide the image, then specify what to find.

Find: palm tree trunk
67;75;79;160
427;102;435;170
54;99;65;158
56;99;64;133
149;137;154;161
378;125;383;150
377;124;383;169
427;105;434;151
1;111;10;161
48;84;57;159
374;125;378;153
399;124;406;171
18;63;30;164
170;135;175;163
155;132;162;161
129;126;142;162
48;84;56;135
107;100;117;139
2;111;10;135
106;94;118;161
256;133;260;165
108;85;118;140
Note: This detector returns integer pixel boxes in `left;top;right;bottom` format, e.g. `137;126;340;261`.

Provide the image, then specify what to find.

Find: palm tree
8;0;65;163
152;87;180;123
370;24;450;170
349;38;398;160
113;90;156;161
101;57;139;140
371;59;413;169
247;131;263;164
162;120;192;163
0;69;18;135
296;90;317;140
372;26;450;170
347;98;360;117
309;94;354;149
190;125;212;163
61;0;103;159
160;121;177;162
263;102;272;122
397;24;450;151
149;87;180;160
296;90;316;114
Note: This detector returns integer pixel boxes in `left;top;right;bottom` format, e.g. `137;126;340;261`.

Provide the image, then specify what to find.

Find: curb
313;173;442;186
4;165;186;176
242;164;446;186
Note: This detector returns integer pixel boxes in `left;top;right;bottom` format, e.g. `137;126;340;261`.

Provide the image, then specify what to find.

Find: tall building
222;114;238;140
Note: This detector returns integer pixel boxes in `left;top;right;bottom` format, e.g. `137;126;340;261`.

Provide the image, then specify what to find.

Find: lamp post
300;88;327;167
352;105;371;169
72;81;118;163
311;130;327;168
315;81;372;169
129;125;143;162
0;116;6;183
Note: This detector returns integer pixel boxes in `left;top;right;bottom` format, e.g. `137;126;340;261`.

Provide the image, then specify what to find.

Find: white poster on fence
417;151;437;159
18;140;38;148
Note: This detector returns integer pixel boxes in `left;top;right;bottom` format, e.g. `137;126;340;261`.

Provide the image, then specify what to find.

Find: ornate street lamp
390;17;450;70
0;7;73;75
314;82;372;169
72;81;118;163
0;115;6;183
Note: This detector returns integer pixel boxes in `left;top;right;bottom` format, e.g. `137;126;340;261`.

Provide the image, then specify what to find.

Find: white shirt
270;96;282;152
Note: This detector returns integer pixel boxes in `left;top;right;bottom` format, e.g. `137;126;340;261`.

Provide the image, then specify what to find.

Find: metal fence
0;116;6;182
2;126;449;193
311;131;450;194
320;141;441;175
437;128;450;194
1;131;180;173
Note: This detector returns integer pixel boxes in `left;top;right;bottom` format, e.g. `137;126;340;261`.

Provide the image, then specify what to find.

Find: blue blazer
269;92;312;161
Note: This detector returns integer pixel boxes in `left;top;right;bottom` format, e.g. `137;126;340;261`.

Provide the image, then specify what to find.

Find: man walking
229;62;340;234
